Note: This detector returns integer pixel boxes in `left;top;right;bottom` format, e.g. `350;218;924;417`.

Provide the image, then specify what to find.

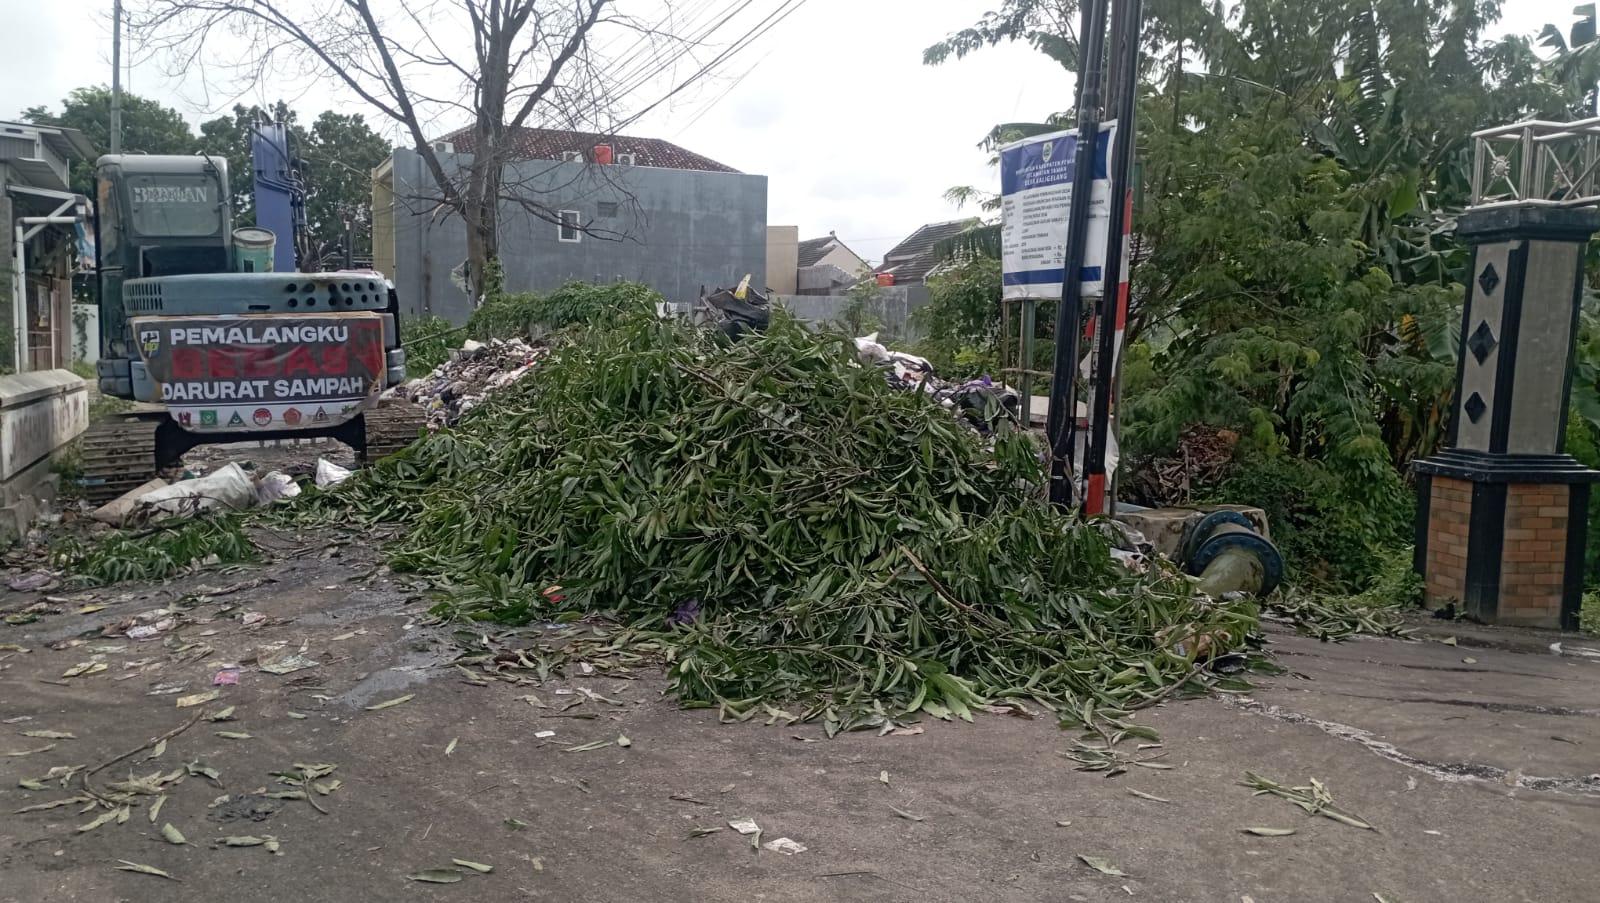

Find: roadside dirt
2;532;1598;903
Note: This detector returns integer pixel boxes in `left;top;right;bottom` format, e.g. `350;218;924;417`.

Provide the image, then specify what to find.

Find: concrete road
2;535;1597;902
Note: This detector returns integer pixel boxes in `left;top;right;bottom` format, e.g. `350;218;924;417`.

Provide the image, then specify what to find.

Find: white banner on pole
999;122;1117;299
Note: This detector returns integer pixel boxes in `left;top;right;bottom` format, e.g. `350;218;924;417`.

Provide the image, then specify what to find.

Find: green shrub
468;281;661;340
402;315;457;378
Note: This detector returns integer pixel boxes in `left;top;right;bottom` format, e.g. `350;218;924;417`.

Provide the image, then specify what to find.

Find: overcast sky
1;0;1573;264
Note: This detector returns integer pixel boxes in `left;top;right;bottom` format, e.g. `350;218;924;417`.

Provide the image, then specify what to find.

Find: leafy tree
921;0;1590;587
21;86;194;194
196;102;390;265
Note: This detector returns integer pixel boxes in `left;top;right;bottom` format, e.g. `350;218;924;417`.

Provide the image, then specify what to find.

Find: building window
597;201;619;218
617;153;637;166
561;150;584;162
558;210;581;242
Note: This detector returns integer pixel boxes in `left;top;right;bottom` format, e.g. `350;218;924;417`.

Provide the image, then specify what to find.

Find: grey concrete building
373;128;767;324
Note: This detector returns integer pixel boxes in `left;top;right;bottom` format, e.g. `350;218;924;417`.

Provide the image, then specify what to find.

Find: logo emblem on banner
200;410;218;427
139;330;162;358
228;411;245;427
1041;140;1055;163
253;408;272;426
283;408;302;426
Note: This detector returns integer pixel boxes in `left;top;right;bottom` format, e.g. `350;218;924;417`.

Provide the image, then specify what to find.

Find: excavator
80;121;425;502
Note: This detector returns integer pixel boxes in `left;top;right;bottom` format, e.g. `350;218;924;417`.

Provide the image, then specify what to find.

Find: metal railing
1472;117;1600;208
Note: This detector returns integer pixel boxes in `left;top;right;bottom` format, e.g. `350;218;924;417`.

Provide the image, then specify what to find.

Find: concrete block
0;369;88;483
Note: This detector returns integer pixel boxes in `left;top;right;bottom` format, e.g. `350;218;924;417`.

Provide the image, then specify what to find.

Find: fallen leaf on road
1056;820;1072;827
617;734;632;748
504;817;528;831
451;859;493;873
879;770;890;786
1128;789;1171;804
206;707;236;722
220;836;266;846
6;744;57;757
62;662;107;678
887;725;924;737
176;691;220;708
669;793;706;805
1242;827;1297;837
445;737;458;757
78;808;120;832
365;694;414;711
1079;855;1126;877
1462;657;1477;664
287;712;307;720
265;837;282;855
161;823;187;845
1440;636;1457;646
688;826;723;838
147;739;167;760
564;739;614;752
890;806;926;822
214;732;252;740
408;869;464;884
21;730;74;739
148;795;167;823
15;795;91;813
114;860;175;880
313;779;341;796
186;761;222;784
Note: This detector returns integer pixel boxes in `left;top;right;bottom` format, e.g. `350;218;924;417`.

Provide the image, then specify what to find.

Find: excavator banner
130;312;386;432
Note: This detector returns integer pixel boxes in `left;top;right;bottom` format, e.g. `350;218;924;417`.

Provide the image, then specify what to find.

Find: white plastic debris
256;471;301;505
315;458;354;489
91;478;169;526
727;818;761;835
135;463;257;520
853;332;890;366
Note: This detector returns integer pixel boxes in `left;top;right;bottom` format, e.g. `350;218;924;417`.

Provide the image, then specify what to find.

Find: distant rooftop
873;219;979;284
435;126;739;173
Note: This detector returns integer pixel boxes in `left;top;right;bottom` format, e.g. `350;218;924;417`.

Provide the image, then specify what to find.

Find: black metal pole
1084;0;1143;515
1046;0;1111;509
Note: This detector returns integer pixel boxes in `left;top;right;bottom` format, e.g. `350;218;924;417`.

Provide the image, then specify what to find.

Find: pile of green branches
59;518;255;585
299;308;1257;721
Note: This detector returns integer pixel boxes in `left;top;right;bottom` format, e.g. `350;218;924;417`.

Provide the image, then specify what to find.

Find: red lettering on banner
172;347;203;379
209;348;240;379
352;323;383;375
245;346;276;378
322;344;349;375
284;345;316;377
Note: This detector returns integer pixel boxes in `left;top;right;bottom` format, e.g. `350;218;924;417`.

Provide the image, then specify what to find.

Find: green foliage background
920;0;1600;592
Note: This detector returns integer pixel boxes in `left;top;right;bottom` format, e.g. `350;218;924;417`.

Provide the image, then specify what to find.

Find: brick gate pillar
1413;205;1600;629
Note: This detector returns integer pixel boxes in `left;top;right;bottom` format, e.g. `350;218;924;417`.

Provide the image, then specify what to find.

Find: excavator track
361;398;430;462
78;415;164;504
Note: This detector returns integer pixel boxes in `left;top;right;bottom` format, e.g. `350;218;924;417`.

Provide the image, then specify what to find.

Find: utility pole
1044;0;1110;509
111;0;123;154
1083;0;1143;516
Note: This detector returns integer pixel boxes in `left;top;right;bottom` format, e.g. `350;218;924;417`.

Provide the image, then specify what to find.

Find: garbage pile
396;337;546;427
299;308;1254;728
854;333;1021;435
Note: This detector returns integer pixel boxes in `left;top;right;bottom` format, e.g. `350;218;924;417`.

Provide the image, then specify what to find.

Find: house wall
390;148;767;324
813;244;867;276
766;226;798;294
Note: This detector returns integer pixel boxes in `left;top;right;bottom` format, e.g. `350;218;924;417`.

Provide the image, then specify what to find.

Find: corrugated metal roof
873;219;979;284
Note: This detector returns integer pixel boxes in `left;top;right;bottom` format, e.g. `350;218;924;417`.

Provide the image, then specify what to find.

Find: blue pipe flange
1186;523;1284;596
1182;509;1255;564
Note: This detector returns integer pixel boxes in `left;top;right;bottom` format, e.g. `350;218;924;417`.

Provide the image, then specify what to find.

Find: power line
617;0;812;133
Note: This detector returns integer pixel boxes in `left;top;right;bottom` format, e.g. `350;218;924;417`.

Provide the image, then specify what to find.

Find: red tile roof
438;126;739;173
